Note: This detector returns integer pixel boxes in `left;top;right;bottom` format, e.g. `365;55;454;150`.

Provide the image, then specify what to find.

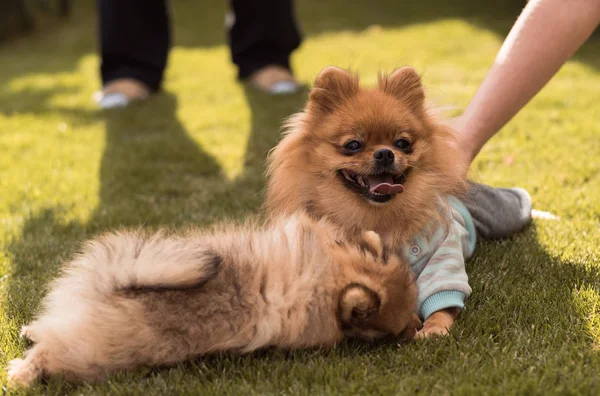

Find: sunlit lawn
1;0;600;394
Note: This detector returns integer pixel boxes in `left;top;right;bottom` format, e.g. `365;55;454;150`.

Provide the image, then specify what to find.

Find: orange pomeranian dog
266;66;477;338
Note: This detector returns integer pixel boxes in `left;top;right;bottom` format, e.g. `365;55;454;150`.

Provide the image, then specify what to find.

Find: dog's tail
69;230;222;293
7;230;225;388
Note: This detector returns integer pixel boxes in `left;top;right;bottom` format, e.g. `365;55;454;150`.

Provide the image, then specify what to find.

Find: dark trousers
98;0;302;91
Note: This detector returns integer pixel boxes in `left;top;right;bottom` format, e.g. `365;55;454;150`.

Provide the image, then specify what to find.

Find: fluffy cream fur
7;214;418;387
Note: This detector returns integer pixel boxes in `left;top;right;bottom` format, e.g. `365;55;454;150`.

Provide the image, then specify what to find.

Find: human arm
455;0;600;163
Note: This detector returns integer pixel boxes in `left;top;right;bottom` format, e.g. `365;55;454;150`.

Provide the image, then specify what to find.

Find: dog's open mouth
338;169;409;203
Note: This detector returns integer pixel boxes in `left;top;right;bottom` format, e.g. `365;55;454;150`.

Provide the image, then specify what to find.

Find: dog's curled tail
70;230;222;293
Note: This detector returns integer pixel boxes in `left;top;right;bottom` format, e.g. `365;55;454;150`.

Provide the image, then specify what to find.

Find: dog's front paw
414;308;458;339
415;323;450;339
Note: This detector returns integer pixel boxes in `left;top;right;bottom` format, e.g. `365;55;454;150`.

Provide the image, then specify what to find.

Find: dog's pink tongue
368;174;404;194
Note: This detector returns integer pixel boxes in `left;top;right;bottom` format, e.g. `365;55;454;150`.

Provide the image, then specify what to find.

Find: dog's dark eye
344;140;363;153
395;139;412;153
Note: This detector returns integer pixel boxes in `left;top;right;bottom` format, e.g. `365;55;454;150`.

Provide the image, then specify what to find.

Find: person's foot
247;65;300;95
94;78;150;109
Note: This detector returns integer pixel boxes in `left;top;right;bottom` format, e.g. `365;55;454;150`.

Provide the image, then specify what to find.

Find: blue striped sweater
402;197;476;320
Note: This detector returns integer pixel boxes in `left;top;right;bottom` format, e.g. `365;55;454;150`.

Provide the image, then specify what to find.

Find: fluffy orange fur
7;214;419;387
265;66;468;336
266;66;466;244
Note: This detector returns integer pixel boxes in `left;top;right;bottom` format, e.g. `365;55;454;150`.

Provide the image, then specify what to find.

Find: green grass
1;0;600;394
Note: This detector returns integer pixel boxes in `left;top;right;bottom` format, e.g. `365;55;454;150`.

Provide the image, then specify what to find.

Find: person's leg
97;0;170;106
462;182;532;240
228;0;302;93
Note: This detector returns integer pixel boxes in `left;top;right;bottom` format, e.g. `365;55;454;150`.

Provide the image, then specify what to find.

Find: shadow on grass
464;225;600;348
88;85;309;231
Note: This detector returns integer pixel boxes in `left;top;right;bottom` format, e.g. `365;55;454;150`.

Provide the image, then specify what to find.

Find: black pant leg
228;0;302;79
98;0;170;91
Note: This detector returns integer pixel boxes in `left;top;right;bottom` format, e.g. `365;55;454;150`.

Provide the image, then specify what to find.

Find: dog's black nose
373;149;395;166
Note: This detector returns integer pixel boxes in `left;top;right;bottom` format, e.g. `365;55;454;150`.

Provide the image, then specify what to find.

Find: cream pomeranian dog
7;214;419;387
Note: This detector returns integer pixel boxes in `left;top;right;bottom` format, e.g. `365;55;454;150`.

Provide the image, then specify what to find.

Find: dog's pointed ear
379;66;425;113
308;66;359;114
339;284;381;323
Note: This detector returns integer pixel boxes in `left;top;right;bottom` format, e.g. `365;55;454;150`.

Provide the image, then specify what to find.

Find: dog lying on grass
8;213;419;387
